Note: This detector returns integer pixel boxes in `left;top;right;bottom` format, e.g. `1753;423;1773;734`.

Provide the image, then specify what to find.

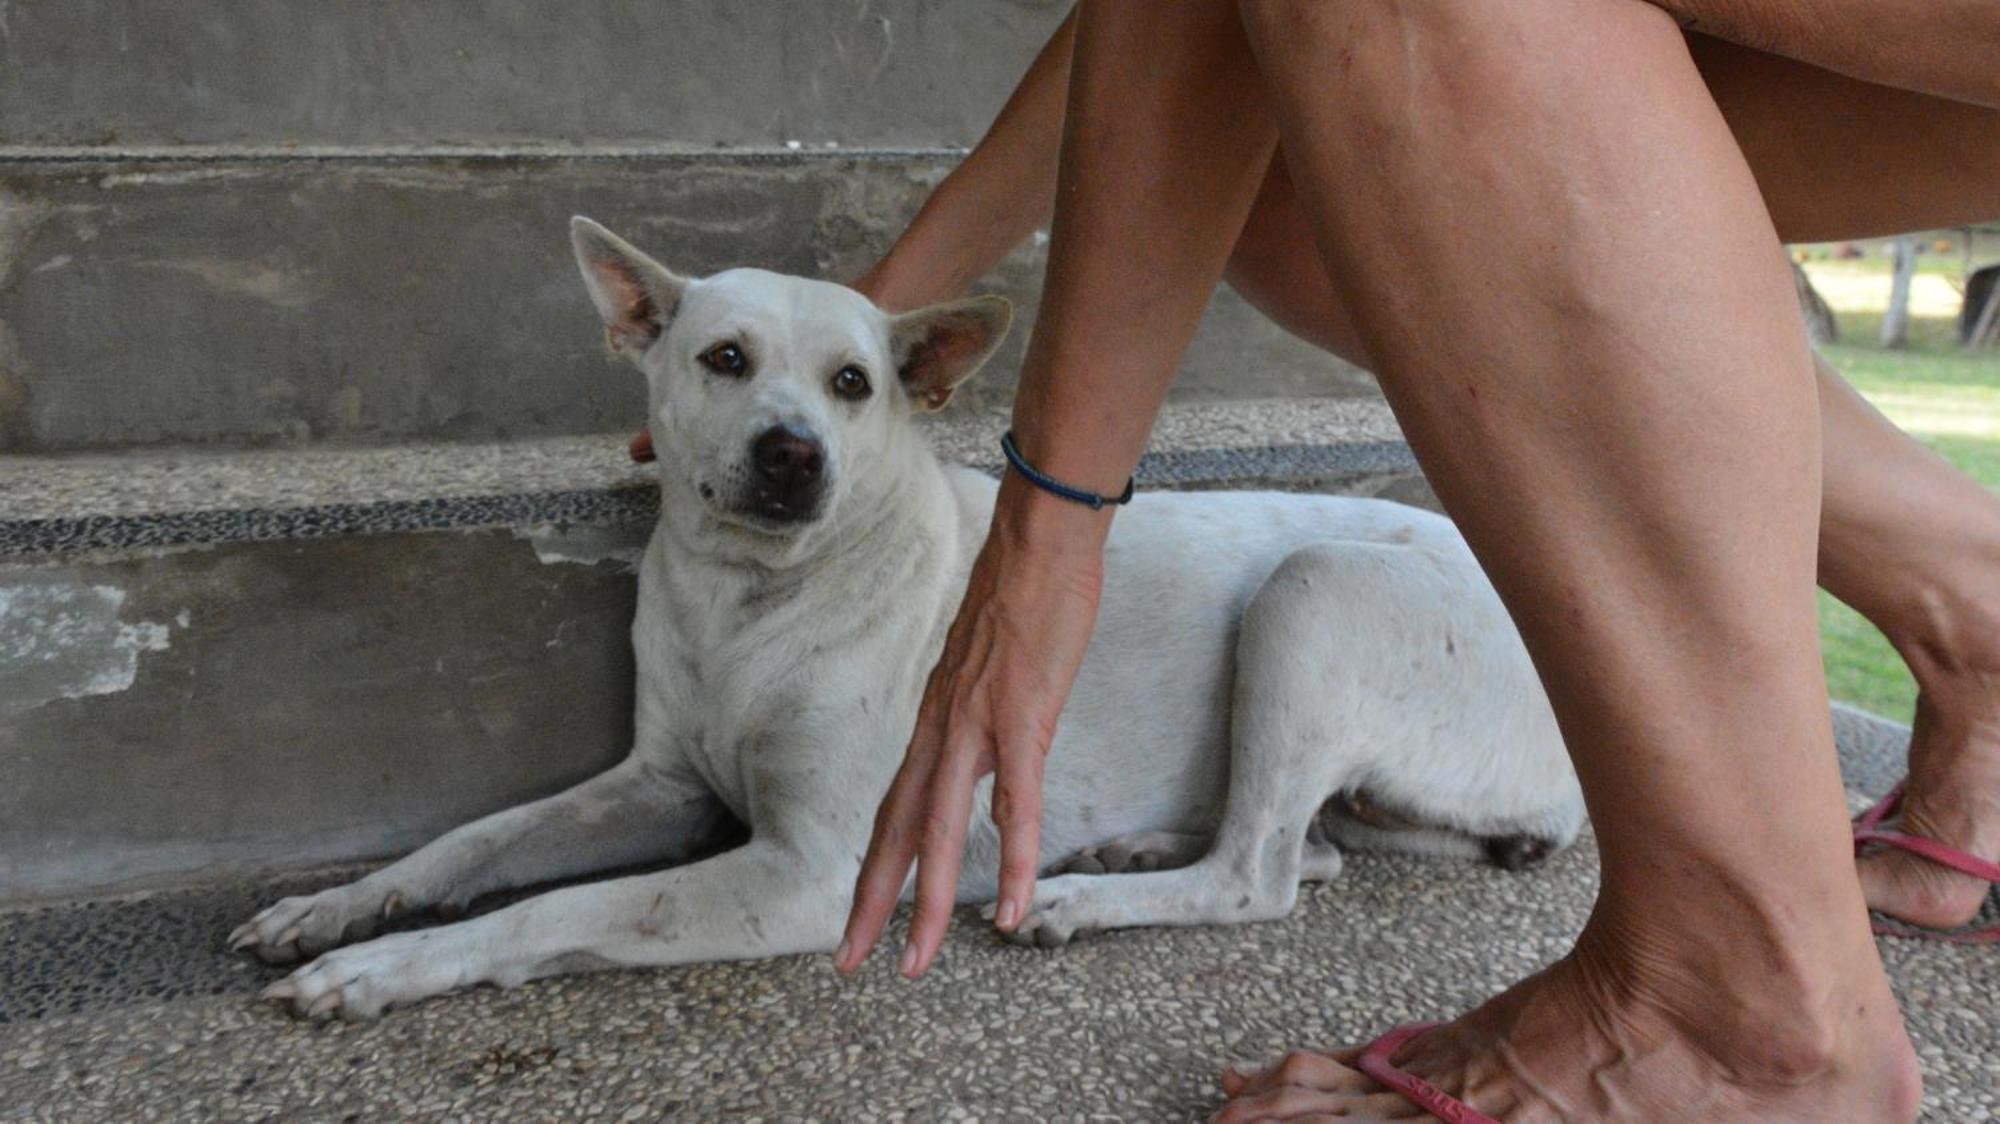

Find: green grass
1807;254;2000;722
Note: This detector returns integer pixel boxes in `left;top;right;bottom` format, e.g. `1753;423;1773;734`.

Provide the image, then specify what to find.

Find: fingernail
899;942;921;977
995;898;1020;930
833;940;851;970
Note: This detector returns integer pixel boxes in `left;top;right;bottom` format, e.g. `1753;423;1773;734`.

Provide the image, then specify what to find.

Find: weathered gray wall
0;154;1371;452
0;525;643;901
0;0;1068;149
0;1;1379;453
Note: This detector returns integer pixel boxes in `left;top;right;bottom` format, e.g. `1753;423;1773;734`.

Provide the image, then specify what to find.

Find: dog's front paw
985;881;1092;949
229;882;410;964
260;931;463;1021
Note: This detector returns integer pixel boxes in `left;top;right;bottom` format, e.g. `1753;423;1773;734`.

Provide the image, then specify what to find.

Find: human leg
1218;1;1920;1118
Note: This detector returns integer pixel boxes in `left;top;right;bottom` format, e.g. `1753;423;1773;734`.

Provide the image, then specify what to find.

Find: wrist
991;469;1116;559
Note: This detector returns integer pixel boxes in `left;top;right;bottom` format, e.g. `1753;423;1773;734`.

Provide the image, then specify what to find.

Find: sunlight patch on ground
1807;266;1965;321
1864;388;2000;441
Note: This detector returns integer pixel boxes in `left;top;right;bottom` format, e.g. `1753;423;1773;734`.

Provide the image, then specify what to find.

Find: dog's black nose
751;425;824;491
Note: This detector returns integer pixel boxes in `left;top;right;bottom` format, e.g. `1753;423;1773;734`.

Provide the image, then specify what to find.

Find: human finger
900;730;985;976
837;736;939;974
988;732;1048;932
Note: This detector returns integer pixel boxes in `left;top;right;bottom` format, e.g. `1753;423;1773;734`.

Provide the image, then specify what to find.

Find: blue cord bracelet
999;431;1135;511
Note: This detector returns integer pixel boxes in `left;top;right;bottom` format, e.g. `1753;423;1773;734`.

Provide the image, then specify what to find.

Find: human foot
1208;934;1919;1123
1856;662;2000;932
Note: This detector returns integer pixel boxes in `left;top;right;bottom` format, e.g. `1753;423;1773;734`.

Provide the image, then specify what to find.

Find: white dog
230;218;1584;1018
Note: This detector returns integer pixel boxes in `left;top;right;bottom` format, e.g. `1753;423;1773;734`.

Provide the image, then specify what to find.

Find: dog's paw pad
1099;844;1163;872
1052;851;1108;876
1051;833;1201;876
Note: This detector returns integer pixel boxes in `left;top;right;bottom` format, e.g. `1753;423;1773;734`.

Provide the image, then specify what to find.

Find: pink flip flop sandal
1356;1022;1500;1124
1852;780;2000;944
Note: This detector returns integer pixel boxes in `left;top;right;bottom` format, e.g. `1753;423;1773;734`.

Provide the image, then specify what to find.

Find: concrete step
1;1;1067;151
0;400;1420;904
0;148;1375;453
5;794;1993;1123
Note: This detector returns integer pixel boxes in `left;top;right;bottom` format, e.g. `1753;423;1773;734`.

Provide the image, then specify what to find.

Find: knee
1242;0;1684;126
1223;172;1369;362
1640;0;1809;56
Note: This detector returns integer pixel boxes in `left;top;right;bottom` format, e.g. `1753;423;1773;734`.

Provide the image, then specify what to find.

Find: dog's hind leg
230;755;729;963
999;548;1374;946
1000;800;1326;947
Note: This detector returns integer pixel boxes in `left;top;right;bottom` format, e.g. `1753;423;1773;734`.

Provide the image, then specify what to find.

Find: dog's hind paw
1482;833;1557;871
1050;831;1207;877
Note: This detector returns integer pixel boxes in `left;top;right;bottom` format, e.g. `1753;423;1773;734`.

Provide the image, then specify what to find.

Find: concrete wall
0;525;644;902
0;0;1069;149
0;1;1383;453
0;153;1372;452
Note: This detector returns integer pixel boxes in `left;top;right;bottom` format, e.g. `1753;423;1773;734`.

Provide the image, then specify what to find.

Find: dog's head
571;217;1011;545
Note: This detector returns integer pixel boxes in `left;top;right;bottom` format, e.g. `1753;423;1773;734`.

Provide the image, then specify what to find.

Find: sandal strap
1357;1023;1502;1124
1852;780;1907;837
1853;780;2000;943
1853;824;2000;884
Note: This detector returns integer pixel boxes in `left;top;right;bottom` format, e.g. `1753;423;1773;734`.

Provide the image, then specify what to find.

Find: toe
1211;1083;1373;1123
1228;1049;1379;1098
1058;851;1108;875
253;932;304;966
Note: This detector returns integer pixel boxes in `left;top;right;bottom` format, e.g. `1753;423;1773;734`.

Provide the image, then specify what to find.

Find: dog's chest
643;553;916;823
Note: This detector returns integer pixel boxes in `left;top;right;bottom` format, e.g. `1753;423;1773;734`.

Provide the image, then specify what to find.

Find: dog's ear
570;216;691;359
888;296;1014;412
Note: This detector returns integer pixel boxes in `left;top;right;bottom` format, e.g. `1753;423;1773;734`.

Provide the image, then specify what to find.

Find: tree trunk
1880;235;1919;349
1964;263;2000;350
1791;261;1838;346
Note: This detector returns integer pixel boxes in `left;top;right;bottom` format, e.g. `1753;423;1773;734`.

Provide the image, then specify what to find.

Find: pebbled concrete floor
1;709;1993;1123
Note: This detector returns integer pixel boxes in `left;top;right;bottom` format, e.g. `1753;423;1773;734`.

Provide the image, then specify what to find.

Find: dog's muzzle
738;424;826;524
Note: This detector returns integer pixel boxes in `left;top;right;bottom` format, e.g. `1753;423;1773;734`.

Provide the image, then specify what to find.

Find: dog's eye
830;365;871;401
699;341;748;377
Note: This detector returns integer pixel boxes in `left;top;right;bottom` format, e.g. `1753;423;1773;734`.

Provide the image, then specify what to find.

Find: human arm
836;0;1281;978
851;9;1076;312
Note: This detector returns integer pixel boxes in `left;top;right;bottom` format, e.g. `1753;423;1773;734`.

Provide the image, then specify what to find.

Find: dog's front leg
231;755;728;963
263;837;852;1019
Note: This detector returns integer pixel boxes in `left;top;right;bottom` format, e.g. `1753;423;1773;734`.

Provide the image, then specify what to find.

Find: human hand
836;476;1111;977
